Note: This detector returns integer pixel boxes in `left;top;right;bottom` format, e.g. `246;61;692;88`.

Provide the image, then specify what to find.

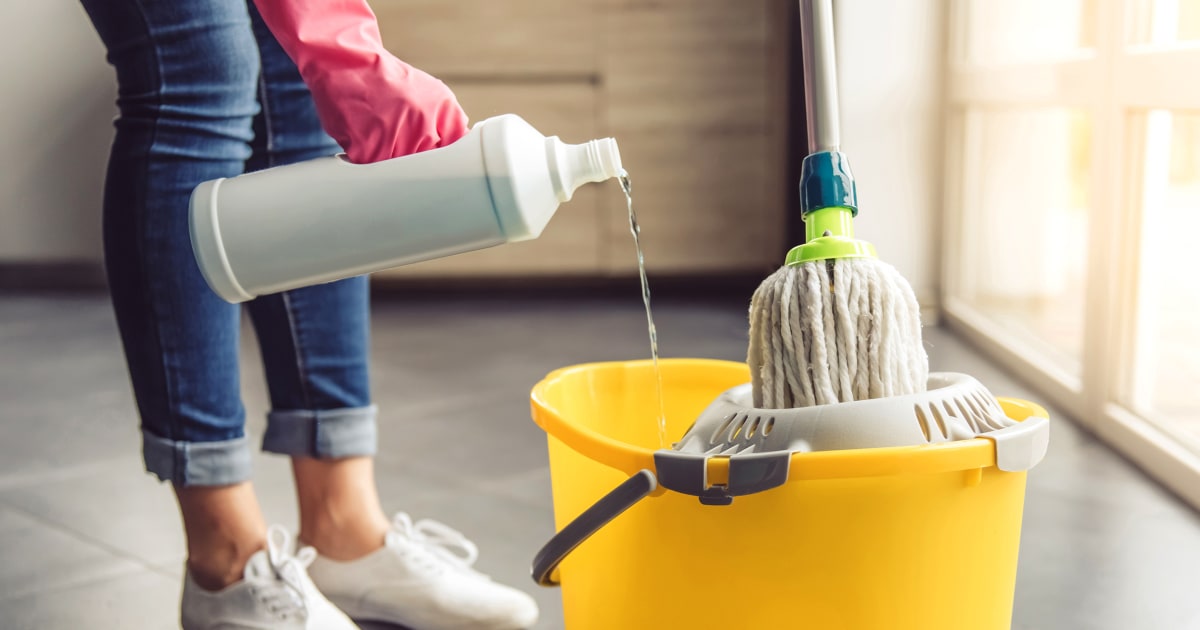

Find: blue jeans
80;0;376;486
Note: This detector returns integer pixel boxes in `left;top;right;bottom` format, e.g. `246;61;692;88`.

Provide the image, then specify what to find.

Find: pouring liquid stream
619;171;668;448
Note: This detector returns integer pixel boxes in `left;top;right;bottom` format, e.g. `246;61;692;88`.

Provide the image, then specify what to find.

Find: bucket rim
530;358;1049;482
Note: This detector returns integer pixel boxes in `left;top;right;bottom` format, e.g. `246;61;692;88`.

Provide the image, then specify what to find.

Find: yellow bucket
530;359;1048;630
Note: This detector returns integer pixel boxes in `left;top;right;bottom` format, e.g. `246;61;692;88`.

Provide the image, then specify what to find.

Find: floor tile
1;293;1197;630
0;504;142;601
475;467;555;511
372;392;555;484
1014;487;1200;630
0;461;185;568
1;569;179;630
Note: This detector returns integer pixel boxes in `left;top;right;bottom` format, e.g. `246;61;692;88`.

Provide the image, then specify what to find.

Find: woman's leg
78;0;268;590
240;2;390;562
247;277;390;562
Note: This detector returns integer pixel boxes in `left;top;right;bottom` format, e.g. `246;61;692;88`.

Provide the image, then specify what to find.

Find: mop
748;0;928;408
531;4;1054;576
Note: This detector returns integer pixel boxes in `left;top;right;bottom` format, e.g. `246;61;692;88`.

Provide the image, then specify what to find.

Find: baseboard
0;263;767;301
919;295;942;327
368;273;766;301
0;262;108;292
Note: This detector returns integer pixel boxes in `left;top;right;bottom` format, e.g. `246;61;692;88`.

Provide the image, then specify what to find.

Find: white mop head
747;257;928;409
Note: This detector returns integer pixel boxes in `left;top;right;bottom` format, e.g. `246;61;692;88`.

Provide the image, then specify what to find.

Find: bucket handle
531;469;657;586
532;450;792;586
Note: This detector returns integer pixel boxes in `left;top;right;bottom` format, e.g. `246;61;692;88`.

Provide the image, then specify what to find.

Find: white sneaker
307;512;540;630
181;524;360;630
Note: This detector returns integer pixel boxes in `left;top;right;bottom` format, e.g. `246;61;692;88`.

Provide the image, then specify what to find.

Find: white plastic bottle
189;114;623;303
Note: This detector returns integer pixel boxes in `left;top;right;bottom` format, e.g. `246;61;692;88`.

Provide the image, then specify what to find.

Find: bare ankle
187;535;264;591
299;516;387;562
175;482;268;591
293;457;390;561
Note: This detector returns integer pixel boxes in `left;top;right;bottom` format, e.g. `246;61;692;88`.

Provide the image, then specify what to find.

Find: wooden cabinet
373;0;788;280
373;0;599;78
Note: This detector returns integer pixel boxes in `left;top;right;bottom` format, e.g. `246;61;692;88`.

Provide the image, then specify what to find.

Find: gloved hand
253;0;469;164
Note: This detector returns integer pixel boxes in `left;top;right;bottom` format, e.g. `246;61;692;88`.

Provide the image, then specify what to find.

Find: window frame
942;0;1200;509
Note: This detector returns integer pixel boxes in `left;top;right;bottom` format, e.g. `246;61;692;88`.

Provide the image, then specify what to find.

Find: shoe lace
259;524;316;620
391;512;480;568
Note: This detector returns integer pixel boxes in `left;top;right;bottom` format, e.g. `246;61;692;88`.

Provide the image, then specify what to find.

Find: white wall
835;0;946;308
0;2;115;262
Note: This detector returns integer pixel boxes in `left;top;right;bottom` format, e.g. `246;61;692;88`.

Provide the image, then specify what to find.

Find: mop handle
800;0;840;153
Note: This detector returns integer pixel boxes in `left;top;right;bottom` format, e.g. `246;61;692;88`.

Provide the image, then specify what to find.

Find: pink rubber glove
253;0;469;164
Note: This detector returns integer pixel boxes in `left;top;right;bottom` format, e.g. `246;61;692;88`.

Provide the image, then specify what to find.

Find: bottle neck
546;137;624;201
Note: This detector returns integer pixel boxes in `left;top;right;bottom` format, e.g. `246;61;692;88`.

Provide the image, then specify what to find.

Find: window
955;107;1092;377
944;0;1200;508
1124;110;1200;447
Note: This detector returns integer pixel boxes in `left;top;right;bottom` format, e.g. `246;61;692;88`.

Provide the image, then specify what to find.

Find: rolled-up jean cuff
262;404;378;459
142;430;252;486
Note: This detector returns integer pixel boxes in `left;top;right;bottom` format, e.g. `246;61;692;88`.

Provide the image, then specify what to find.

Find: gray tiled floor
0;292;1197;630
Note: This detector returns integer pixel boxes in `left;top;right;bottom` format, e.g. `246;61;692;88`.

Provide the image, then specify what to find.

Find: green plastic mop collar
787;151;877;266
